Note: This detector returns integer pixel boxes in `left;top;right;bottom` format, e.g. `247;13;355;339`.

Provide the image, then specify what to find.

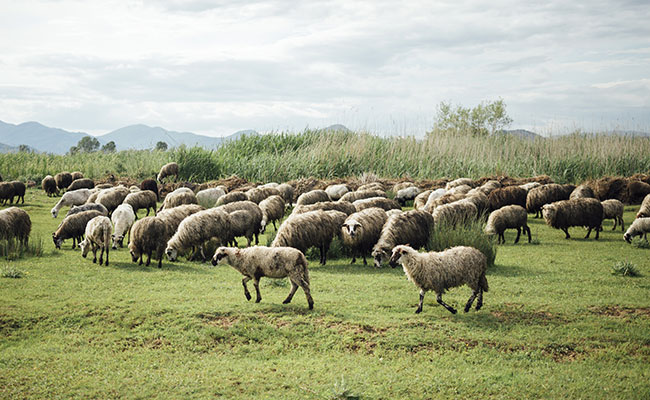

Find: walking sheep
140;179;159;201
371;209;434;268
52;210;103;249
542;198;603;239
526;184;575;218
601;199;624;231
325;184;349;201
637;194;650;218
0;207;31;245
128;216;169;268
296;189;330;206
214;191;248;207
65;203;109;218
157;162;179;183
79;216;112;266
196;187;226;208
67;178;95;191
484;205;531;244
123;190;157;217
339;189;386;203
54;172;73;190
51;188;92;217
165;208;233;262
259;195;286;232
42;175;59;197
111;203;136;249
341;207;388;265
212;246;314;309
389;245;488;314
623;218;650;243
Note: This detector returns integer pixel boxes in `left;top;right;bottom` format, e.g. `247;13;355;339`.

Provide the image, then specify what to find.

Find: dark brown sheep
488;186;527;212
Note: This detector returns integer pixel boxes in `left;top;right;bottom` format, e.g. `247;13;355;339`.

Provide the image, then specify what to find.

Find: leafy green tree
68;146;79;155
76;136;100;153
18;144;31;153
430;98;512;137
101;141;116;153
155;141;168;151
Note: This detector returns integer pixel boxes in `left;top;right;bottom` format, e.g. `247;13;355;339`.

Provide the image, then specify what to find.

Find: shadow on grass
107;261;211;274
488;263;536;277
310;260;404;276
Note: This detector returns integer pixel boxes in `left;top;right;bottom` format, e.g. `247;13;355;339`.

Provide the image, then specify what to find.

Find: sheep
260;182;279;189
292;201;356;216
70;171;84;181
129;185;141;193
392;182;416;193
226;210;257;247
10;181;26;204
0;182;14;205
636;194;650;218
52;210;103;249
85;189;104;204
569;184;596;200
139;179;159;201
341;207;388;265
601;199;625;231
216;200;264;244
111;203;136;249
519;182;542;193
423;192;465;213
627;180;650;204
78;216;112;266
339;189;386;203
67;178;95;191
325;184;349;201
389;245;488;314
158;189;198;211
484;205;531;244
96;186;130;215
214;191;248;207
271;209;347;265
296;189;330;206
165;208;233;262
394;186;422;206
413;190;433;210
623;218;650;243
54;172;73;190
276;183;295;204
246;186;281;204
156;204;205;236
157;162;179;183
476;180;502;196
371;209;434;268
42;175;59;197
123;190;157;217
0;207;31;245
445;178;474;190
357;182;384;191
212;246;313;309
526;183;576;218
542;198;603;239
51;188;92;218
259;195;286;232
128;216;169;268
95;183;114;190
65;203;109;218
432;200;478;228
196;187;226;208
386;209;403;218
487;186;527;212
464;192;489;218
353;197;401;212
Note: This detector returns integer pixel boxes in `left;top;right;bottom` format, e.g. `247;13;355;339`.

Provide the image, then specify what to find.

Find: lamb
42;175;59;197
54;172;73;190
341;207;388;265
353;197;401;212
158;189;198;211
78;216;112;266
296;189;330;206
246;186;281;204
0;207;31;245
526;183;576;218
111;203;136;249
542;198;603;239
52;210;103;249
339;189;386;203
569;184;596;200
71;171;84;181
271;209;347;265
432;200;478;228
156;204;205;236
325;184;349;201
636;194;650;218
9;181;26;204
67;178;95;191
259;195;286;232
96;186;130;215
165;208;233;262
128;216;169;268
216;200;264;245
196;187;226;208
65;203;109;218
0;182;14;205
157;162;179;183
371;209;434;268
292;201;356;216
51;188;92;217
623;218;650;243
487;186;527;212
140;179;159;201
214;191;248;207
123;190;157;217
484;205;531;244
389;245;488;314
212;246;313;309
445;178;474;190
276;183;295;204
394;186;422;206
601;199;625;231
413;190;433;210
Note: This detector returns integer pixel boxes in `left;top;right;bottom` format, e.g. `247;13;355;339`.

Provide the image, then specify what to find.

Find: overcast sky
1;0;649;137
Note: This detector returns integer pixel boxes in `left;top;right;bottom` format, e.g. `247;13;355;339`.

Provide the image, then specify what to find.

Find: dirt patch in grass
542;343;582;362
589;306;650;318
197;312;240;328
490;306;569;325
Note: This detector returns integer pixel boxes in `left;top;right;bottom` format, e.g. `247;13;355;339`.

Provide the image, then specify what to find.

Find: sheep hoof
245;293;251;301
415;308;422;314
255;297;262;303
449;308;457;314
92;258;97;263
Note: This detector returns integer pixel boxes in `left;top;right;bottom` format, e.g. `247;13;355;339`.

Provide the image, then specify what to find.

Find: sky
1;0;649;137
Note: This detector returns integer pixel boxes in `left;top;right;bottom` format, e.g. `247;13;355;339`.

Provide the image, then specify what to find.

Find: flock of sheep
2;162;649;314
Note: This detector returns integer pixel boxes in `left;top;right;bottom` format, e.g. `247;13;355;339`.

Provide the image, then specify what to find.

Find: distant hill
0;142;39;153
0;120;87;154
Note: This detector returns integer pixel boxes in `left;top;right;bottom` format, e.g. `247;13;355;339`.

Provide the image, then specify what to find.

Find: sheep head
165;245;178;261
389;245;411;268
79;239;90;258
52;233;62;249
342;219;361;237
211;246;230;266
111;233;124;250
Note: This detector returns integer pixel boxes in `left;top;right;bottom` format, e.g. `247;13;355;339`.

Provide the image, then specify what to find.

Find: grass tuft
331;376;360;400
1;264;25;278
630;237;650;249
611;261;640;277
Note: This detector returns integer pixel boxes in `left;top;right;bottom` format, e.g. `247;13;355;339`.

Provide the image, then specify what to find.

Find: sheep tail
298;252;310;284
479;273;489;292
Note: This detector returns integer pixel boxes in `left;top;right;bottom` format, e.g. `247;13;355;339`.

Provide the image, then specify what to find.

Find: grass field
1;189;650;399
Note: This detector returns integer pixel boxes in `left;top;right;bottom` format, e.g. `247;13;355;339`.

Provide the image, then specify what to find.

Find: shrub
427;219;497;267
611;261;640;277
0;236;44;261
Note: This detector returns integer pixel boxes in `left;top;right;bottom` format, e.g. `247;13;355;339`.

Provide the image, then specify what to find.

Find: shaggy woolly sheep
0;207;31;245
42;175;59;197
371;209;434;268
476;180;502;196
68;178;95;191
260;182;279;189
276;183;295;204
128;216;169;268
70;171;83;181
156;204;205;236
413;190;433;210
569;184;596;200
9;181;26;204
246;186;281;204
488;186;527;212
392;182;416;193
519;182;542;192
159;189;198;211
636;194;650;218
216;200;263;244
111;203;136;249
52;210;103;249
542;198;603;239
296;189;330;206
394;186;422;206
212;246;313;309
225;210;257;247
526;183;575;218
339;189;386;203
292;201;356;216
157;162;179;183
353;197;401;212
627;180;650;204
325;184;349;201
341;207;388;265
259;195;286;232
79;216;111;266
445;178;474;190
389;245;488;314
51;188;92;218
0;182;14;205
601;199;625;231
214;191;248;207
165;208;233;262
423;191;465;213
85;189;104;204
484;205;531;244
432;200;478;228
624;217;650;243
65;203;109;218
96;186;130;215
140;179;159;201
54;172;73;190
196;187;226;208
357;182;384;191
124;190;157;217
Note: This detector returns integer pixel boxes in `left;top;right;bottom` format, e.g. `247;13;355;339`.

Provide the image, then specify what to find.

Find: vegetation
611;261;641;277
428;219;498;267
430;98;513;137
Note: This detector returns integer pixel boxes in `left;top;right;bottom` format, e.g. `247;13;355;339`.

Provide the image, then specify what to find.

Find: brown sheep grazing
129;216;169;268
0;182;15;205
71;171;84;181
42;175;59;197
52;210;103;249
54;172;73;190
67;178;95;191
9;181;26;204
542;198;603;239
371;209;434;268
487;186;527;212
484;205;531;244
157;162;179;183
0;207;31;245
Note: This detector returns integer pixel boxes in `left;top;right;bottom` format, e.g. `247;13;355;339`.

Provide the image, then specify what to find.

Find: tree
430;98;512;137
68;146;79;155
18;144;31;153
155;141;168;151
76;136;100;153
101;141;116;153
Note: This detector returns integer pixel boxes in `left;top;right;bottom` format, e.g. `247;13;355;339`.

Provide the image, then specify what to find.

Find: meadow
1;188;649;399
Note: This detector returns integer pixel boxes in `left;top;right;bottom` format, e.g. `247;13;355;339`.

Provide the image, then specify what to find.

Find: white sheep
624;217;650;243
601;199;624;231
165;208;232;262
157;162;179;182
79;216;112;266
196;187;226;208
445;178;474;190
51;188;92;218
111;203;136;249
212;246;313;309
389;245;488;314
394;186;422;206
325;184;349;201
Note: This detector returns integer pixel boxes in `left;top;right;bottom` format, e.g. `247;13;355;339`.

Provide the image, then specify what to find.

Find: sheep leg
138;255;143;265
351;255;356;264
619;217;624;232
464;289;479;312
514;227;521;244
436;292;457;314
283;280;299;304
362;255;367;265
253;278;262;303
498;233;504;244
415;290;425;314
92;245;98;263
300;278;314;310
562;228;570;239
525;225;532;243
476;288;484;311
273;221;277;230
105;247;109;266
612;218;617;231
242;277;252;301
146;251;152;266
585;227;592;239
254;233;259;245
98;246;104;266
595;225;601;240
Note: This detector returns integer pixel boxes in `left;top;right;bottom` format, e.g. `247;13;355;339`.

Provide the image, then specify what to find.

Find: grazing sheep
246;186;281;204
157;162;179;182
0;207;31;245
627;180;650;204
159;189;198;211
95;183;114;190
128;216;169;268
85;189;104;204
78;216;112;266
96;186;130;215
140;179;159;201
54;172;73;190
214;191;248;207
476;180;502;196
276;183;295;204
292;201;356;216
389;245;488;314
261;182;279;188
569;184;596;200
353;197;401;212
445;178;474;190
601;199;625;231
42;175;59;197
488;186;527;212
271;209;347;265
432;200;478;228
526;183;575;218
124;190;157;217
111;203;136;249
341;207;388;265
414;190;433;210
394;186;422;206
259;195;286;232
9;181;26;204
67;178;95;191
325;184;349;201
339;189;386;203
51;188;92;218
636;194;650;218
52;210;103;249
423;191;465;213
296;189;330;206
0;182;14;205
65;203;109;218
519;182;542;192
392;182;416;193
542;198;603;239
357;182;384;191
165;208;233;262
196;187;226;208
371;209;434;268
484;205;531;244
227;210;257;247
464;191;489;217
623;218;650;243
156;204;205;236
212;246;313;309
216;200;264;245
